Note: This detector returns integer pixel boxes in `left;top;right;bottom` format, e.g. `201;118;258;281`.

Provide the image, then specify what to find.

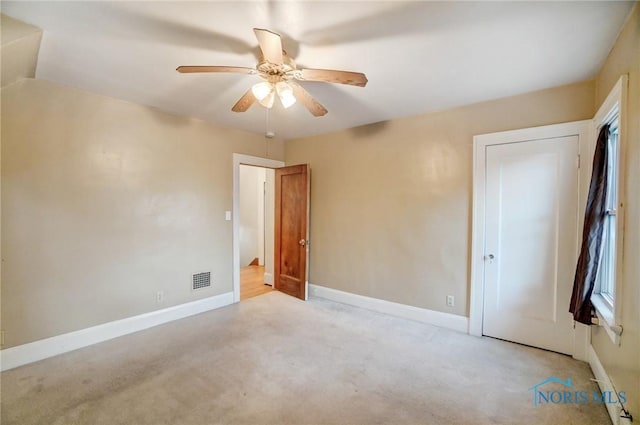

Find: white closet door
482;135;579;355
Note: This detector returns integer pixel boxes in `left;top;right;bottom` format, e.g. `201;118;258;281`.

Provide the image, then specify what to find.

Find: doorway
233;154;311;303
469;121;590;357
233;154;283;302
239;164;275;300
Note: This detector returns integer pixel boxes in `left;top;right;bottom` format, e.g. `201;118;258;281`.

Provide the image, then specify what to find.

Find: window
590;75;627;344
594;117;618;306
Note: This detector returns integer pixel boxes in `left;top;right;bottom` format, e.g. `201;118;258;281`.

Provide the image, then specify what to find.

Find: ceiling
1;1;634;140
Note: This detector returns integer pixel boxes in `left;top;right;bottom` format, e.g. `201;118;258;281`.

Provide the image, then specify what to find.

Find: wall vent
192;272;211;291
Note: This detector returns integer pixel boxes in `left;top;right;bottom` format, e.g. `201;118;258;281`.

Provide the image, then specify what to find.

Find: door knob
484;254;495;263
299;239;307;247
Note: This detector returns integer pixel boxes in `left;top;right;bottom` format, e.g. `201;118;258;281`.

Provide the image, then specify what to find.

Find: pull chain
265;108;270;158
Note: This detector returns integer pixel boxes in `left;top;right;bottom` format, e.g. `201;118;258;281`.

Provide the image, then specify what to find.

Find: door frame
469;120;591;359
233;153;285;303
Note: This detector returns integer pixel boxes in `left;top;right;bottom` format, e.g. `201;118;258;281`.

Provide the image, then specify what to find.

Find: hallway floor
240;265;273;301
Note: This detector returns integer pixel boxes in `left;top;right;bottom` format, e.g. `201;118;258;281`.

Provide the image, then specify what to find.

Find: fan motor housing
257;50;296;78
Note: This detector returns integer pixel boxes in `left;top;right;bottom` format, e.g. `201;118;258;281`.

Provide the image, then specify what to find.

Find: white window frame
590;75;627;345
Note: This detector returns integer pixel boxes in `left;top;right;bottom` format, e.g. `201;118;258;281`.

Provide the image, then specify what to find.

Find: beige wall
286;80;595;317
1;78;283;348
591;4;640;416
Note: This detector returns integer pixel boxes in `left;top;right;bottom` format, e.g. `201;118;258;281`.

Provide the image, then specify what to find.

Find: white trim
592;295;622;345
233;154;285;303
0;292;234;372
263;272;274;286
309;284;468;333
588;344;627;425
470;121;590;359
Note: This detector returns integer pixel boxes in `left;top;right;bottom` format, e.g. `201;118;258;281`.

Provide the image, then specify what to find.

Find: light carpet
1;291;610;424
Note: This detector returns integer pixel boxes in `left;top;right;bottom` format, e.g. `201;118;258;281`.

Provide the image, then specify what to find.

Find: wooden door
482;136;578;355
274;164;310;300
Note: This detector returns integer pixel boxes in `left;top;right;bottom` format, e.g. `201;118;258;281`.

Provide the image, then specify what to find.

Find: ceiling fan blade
231;89;257;113
289;82;328;117
176;66;257;74
253;28;283;65
296;69;368;87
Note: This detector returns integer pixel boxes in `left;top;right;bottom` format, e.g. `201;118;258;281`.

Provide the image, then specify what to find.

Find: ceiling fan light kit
251;80;297;109
176;28;368;117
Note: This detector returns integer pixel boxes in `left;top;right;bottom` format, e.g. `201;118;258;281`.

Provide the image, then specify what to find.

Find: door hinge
577;155;581;169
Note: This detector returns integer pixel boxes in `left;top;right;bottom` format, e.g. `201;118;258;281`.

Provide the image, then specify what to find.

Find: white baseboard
263;272;274;286
0;291;234;372
309;284;468;333
588;344;628;425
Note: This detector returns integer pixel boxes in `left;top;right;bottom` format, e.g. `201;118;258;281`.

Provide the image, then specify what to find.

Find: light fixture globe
251;81;273;101
258;90;275;108
276;82;296;108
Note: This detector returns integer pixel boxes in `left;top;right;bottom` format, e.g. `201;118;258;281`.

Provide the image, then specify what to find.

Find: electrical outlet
446;295;455;307
156;291;164;303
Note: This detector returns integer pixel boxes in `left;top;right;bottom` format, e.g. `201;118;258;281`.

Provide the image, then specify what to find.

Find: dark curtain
569;124;610;325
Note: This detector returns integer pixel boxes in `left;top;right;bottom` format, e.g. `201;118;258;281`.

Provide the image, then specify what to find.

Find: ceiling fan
176;28;368;117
